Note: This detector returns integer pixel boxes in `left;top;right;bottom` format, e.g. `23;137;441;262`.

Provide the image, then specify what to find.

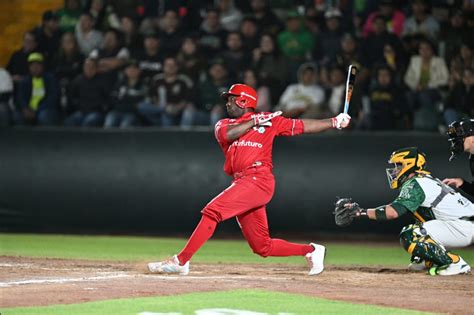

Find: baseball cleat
147;255;189;275
408;260;433;271
306;243;326;275
428;257;471;276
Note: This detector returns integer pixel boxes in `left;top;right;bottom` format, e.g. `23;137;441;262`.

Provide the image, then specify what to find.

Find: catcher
334;147;474;275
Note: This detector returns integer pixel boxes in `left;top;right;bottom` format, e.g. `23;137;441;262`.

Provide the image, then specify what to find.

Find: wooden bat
343;65;357;114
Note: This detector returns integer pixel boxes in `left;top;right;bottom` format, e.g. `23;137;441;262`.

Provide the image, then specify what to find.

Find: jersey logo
257;126;265;134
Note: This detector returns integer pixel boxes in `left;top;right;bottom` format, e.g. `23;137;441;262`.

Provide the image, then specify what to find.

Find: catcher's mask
447;119;474;161
220;84;258;109
386;147;430;189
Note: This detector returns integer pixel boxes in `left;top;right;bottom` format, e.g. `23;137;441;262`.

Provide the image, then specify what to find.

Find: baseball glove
334;198;364;227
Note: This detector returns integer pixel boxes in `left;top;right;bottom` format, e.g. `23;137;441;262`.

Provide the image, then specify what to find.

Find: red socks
177;215;217;265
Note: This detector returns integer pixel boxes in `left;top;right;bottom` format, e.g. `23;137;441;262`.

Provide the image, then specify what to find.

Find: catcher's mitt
334;198;364;227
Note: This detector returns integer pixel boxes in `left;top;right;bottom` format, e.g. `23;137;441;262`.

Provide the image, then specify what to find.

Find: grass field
2;233;473;314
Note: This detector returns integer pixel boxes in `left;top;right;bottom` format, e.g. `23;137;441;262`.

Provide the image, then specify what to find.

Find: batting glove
332;113;351;129
252;111;282;126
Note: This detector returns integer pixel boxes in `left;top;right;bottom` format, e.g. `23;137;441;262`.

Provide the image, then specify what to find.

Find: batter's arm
301;118;334;134
226;120;255;141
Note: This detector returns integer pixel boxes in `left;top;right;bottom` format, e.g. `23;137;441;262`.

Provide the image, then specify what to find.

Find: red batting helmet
220;84;258;109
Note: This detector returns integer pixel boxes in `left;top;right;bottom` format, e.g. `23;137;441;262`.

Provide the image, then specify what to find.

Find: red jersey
214;112;304;176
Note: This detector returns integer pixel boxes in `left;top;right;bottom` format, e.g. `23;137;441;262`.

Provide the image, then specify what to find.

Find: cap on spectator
42;10;59;21
126;59;139;68
286;10;302;20
450;8;464;17
143;31;159;39
324;8;342;19
341;33;356;41
27;52;44;63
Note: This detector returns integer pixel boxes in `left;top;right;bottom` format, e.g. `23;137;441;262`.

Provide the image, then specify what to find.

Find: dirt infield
1;256;473;314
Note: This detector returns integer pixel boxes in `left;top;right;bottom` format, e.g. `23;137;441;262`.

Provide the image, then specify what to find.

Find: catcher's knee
399;224;425;253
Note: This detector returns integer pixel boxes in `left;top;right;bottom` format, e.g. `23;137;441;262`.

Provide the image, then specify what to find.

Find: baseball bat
343;65;357;114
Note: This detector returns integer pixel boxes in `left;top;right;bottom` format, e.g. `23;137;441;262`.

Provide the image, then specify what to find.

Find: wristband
358;208;368;217
374;206;388;221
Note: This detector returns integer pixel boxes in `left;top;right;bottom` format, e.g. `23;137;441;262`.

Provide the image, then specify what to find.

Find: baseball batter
148;83;351;275
443;118;474;196
334;147;474;275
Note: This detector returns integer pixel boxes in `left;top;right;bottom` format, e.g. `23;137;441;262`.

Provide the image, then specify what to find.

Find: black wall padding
0;128;470;235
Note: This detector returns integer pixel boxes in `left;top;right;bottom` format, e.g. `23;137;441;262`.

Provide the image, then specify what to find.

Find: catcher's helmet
447;119;474;161
220;84;258;109
386;147;429;189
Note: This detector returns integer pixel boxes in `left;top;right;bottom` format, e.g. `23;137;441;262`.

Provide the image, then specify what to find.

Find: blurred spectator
240;17;260;53
439;9;470;64
75;13;104;56
183;60;229;127
361;15;404;71
366;65;408;130
33;11;61;68
217;0;243;32
120;15;142;54
242;68;271;112
219;32;251;81
275;63;325;119
176;36;206;83
104;60;145;128
6;31;39;83
15;53;60;126
449;42;474;87
313;8;344;66
138;56;193;126
404;39;449;131
86;0;120;31
57;0;82;33
198;8;227;58
89;28;130;77
250;0;284;35
402;0;440;40
363;0;405;38
65;58;109;127
444;68;474;125
52;32;84;110
377;43;407;85
159;10;184;55
278;11;314;81
0;68;13;126
252;33;288;104
134;32;163;84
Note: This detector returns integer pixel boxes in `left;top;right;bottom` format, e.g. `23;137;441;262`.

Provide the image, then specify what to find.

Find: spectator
190;59;230;127
138;56;193;126
402;0;440;41
242;68;271;112
65;58;109;127
219;32;250;81
75;13;103;56
86;0;120;31
15;53;60;126
6;31;39;83
52;32;84;111
366;65;407;130
176;36;206;83
104;60;146;128
217;0;243;32
89;28;130;78
377;43;407;86
240;17;260;53
363;0;405;38
0;68;13;126
313;8;344;66
275;63;326;119
120;15;142;54
198;8;227;58
134;32;164;84
361;15;403;71
444;68;474;125
252;33;288;103
33;11;61;68
404;39;449;131
325;65;348;117
439;9;470;64
159;10;184;55
278;11;314;81
449;42;474;87
57;0;82;33
250;0;284;36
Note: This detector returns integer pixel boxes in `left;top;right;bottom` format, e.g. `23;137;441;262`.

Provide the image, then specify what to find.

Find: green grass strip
2;289;436;315
1;233;473;266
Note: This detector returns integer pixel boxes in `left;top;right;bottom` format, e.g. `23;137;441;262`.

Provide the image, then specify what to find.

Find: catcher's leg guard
399;224;456;267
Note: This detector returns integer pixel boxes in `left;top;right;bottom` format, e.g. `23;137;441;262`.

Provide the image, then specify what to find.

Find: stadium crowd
0;0;472;131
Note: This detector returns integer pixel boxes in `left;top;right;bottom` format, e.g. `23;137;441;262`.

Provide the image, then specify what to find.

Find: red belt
232;162;270;179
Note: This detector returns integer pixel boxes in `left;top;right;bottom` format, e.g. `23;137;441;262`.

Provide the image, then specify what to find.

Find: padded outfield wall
0;128;471;235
